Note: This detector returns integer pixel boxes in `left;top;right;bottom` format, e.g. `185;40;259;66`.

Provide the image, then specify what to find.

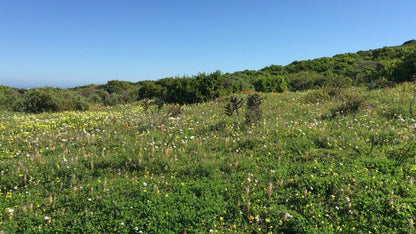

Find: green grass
1;83;416;233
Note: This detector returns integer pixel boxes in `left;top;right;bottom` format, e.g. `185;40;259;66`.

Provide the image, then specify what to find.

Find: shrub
253;75;287;93
222;77;252;93
0;86;21;111
104;93;123;106
302;83;342;104
328;94;366;118
287;71;328;91
302;89;330;104
105;80;135;94
196;71;224;102
391;50;416;83
14;88;91;113
20;88;59;113
137;81;165;100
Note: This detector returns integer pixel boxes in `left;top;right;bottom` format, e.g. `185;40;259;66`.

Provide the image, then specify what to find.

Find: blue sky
0;0;415;88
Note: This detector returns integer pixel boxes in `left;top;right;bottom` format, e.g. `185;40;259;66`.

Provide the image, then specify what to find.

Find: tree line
1;40;416;113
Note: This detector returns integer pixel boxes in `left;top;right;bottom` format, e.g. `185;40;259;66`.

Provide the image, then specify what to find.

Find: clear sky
1;0;415;88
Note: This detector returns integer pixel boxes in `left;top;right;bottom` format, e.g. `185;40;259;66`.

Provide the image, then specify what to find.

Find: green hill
1;40;416;232
1;40;416;113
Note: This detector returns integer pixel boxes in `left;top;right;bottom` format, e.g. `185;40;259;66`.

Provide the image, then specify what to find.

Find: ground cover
1;83;416;233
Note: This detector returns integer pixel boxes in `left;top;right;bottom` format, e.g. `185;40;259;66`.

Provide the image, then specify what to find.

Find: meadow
1;82;416;233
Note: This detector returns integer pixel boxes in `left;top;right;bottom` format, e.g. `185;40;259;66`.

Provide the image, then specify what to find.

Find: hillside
1;40;416;113
1;81;416;232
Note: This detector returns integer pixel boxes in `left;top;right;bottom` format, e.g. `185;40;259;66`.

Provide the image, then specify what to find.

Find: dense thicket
1;41;416;113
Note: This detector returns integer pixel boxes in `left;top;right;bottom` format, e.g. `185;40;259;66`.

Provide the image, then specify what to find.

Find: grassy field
1;83;416;233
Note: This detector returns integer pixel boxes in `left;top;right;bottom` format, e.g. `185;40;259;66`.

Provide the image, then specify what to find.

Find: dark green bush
14;88;90;113
20;88;59;113
391;50;416;83
137;80;165;100
0;86;21;111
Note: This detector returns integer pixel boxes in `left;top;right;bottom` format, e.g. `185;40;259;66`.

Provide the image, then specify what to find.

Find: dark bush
0;86;21;111
15;88;90;113
391;50;416;83
20;88;59;113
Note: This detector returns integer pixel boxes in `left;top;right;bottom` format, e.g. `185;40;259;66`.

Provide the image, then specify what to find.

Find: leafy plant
245;93;262;124
224;96;244;117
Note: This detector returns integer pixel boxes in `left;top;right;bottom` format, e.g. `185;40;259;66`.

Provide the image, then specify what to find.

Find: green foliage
57;89;90;111
222;76;252;94
1;84;416;233
9;88;91;113
137;71;225;105
302;80;346;104
285;57;334;73
392;50;416;83
287;71;329;91
259;64;287;76
158;77;197;104
105;80;135;94
253;74;287;93
196;71;224;102
19;88;59;113
2;40;416;114
0;86;21;111
138;80;165;101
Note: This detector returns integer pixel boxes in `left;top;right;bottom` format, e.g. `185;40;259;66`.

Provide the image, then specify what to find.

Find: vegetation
1;82;416;232
1;40;416;113
1;40;416;232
